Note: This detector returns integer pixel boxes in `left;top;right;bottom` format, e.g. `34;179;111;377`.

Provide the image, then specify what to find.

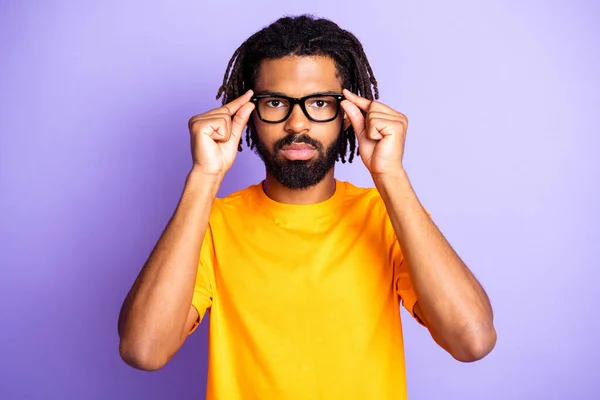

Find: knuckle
220;116;231;130
220;105;232;115
188;116;201;132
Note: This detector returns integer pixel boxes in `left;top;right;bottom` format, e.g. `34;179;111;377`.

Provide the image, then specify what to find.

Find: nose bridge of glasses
287;99;311;122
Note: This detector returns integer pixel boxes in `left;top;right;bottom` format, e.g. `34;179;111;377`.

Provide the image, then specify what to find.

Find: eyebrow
254;90;341;97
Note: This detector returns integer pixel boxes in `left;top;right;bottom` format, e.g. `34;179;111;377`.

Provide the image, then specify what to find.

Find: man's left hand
340;89;408;177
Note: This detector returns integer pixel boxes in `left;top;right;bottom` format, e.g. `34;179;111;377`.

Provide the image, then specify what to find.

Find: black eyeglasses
251;93;345;123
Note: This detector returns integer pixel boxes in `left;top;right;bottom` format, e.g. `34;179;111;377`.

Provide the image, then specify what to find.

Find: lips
282;143;315;150
280;142;316;160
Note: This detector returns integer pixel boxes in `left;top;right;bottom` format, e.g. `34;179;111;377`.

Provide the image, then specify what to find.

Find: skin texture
117;54;496;371
252;56;351;203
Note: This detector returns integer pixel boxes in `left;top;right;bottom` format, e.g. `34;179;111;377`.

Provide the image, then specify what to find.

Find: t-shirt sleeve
387;205;431;327
189;223;216;334
391;240;420;323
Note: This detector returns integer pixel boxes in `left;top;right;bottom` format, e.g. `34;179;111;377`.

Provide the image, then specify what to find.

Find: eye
309;100;330;108
265;99;285;108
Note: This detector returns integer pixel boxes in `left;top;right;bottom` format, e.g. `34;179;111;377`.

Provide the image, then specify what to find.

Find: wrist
371;168;409;188
186;168;223;196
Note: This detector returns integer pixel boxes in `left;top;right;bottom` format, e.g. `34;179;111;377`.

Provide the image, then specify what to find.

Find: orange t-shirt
191;179;420;399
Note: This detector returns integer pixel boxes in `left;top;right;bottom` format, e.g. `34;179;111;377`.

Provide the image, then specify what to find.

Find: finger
367;111;402;121
342;89;372;112
344;89;403;116
204;117;230;141
222;89;254;116
222;103;255;153
188;113;225;132
340;100;367;142
367;101;399;115
190;113;232;134
367;113;394;139
189;116;230;142
218;115;233;141
369;118;402;140
230;102;255;142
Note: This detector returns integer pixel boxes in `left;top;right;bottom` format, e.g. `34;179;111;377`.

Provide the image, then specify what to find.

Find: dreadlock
216;14;379;163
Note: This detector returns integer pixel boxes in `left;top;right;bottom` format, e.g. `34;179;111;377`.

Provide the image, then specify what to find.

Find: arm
374;170;496;362
340;89;496;363
118;90;255;371
118;171;220;371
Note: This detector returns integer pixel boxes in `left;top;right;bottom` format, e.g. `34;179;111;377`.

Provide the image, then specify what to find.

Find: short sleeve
385;202;431;326
189;223;215;334
392;241;420;323
389;207;432;327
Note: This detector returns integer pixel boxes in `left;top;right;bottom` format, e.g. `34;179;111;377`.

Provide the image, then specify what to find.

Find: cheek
252;115;279;146
319;117;344;144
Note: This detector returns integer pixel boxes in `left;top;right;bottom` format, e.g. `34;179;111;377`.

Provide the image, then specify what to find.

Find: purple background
1;1;598;399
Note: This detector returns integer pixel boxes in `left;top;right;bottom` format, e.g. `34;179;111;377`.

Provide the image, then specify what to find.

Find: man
118;15;496;399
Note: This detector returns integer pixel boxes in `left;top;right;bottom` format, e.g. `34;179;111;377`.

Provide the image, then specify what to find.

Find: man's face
251;55;348;190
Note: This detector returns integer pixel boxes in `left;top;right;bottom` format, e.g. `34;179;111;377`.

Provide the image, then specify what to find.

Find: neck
262;169;337;205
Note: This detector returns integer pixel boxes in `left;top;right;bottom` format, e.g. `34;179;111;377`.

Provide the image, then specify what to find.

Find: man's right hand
187;90;255;178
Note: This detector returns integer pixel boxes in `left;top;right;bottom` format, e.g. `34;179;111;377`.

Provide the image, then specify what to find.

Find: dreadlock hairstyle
216;14;379;163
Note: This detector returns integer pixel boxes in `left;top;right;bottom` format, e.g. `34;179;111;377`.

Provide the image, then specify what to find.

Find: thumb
340;100;366;142
230;102;255;142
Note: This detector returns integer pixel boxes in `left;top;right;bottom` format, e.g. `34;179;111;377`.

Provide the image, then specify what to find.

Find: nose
283;103;310;134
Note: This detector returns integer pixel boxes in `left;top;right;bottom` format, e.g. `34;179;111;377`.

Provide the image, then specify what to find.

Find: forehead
253;55;342;97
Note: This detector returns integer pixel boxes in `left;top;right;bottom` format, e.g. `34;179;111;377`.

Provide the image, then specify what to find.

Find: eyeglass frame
250;93;345;124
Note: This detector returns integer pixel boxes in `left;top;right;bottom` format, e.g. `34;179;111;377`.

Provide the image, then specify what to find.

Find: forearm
373;170;495;361
118;169;221;366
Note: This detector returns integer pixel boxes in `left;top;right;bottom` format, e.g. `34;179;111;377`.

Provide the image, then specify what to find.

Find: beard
252;129;343;190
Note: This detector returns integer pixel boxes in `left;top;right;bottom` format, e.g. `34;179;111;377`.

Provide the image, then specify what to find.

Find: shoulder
209;182;260;219
339;180;386;211
340;180;397;245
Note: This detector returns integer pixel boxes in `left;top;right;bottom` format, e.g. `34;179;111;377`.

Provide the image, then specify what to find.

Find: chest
210;217;395;317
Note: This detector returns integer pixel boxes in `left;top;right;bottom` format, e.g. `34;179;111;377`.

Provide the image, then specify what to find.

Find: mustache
274;134;322;151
